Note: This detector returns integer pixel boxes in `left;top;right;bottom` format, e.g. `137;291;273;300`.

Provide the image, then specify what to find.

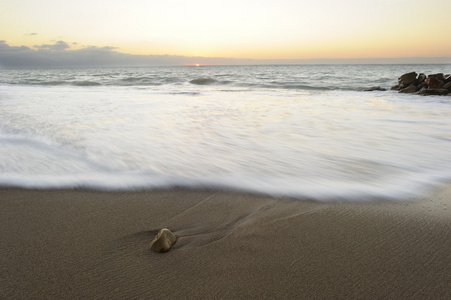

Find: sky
1;0;450;67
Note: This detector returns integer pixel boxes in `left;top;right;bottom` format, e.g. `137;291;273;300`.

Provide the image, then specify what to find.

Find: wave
1;167;449;201
237;82;337;91
118;77;162;86
5;65;447;92
35;81;66;86
72;81;102;86
2;80;385;92
1;129;449;201
190;77;218;85
1;77;392;92
272;84;334;91
164;77;183;83
7;80;103;86
0;70;396;91
169;91;201;95
121;76;152;82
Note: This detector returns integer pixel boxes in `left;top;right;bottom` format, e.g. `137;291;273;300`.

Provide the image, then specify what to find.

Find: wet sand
1;186;450;299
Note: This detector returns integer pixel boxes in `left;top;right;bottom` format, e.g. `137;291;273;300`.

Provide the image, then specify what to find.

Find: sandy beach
1;186;450;299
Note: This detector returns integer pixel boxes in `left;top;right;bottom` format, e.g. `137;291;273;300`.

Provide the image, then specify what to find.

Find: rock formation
399;85;417;93
391;72;451;96
399;72;418;86
364;86;387;91
150;228;177;253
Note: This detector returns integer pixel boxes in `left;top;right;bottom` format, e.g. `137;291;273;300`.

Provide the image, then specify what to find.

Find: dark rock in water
416;82;426;91
428;73;445;81
425;77;444;89
417;87;427;95
398;72;417;86
363;86;387;91
399;85;417;93
417;73;426;84
443;81;451;91
418;89;449;96
391;72;450;96
150;228;176;253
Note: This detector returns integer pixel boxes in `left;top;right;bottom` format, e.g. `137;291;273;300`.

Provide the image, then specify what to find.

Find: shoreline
1;186;450;299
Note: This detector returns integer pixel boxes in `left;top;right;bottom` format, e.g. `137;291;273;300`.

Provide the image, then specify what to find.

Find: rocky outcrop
364;86;387;91
150;228;176;253
418;89;449;96
425;75;444;89
391;72;451;96
399;85;417;93
417;73;426;84
398;72;418;86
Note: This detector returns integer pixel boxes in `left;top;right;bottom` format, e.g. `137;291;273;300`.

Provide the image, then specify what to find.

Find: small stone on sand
150;228;176;253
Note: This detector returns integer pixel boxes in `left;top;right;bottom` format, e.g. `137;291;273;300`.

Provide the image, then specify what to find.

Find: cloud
0;40;240;67
25;33;38;36
0;40;450;68
34;40;70;51
0;41;32;52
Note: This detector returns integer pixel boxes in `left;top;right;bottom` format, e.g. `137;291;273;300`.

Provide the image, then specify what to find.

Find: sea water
1;64;451;200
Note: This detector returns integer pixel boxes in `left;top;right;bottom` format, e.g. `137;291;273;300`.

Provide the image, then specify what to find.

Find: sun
186;63;203;67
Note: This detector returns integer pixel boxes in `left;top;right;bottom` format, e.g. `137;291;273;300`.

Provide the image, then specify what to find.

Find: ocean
1;64;451;200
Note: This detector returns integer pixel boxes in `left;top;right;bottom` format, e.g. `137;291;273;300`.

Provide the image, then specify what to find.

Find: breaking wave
190;77;218;85
1;64;451;201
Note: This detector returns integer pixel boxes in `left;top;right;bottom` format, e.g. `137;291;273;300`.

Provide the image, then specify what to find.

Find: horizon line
1;41;450;68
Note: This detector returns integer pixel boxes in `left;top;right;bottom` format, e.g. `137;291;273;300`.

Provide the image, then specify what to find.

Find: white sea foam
1;65;451;200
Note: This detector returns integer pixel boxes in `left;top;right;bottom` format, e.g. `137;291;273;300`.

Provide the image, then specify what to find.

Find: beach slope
1;187;450;299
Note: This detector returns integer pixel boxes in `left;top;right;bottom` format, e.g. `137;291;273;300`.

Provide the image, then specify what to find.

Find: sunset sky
1;0;450;65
